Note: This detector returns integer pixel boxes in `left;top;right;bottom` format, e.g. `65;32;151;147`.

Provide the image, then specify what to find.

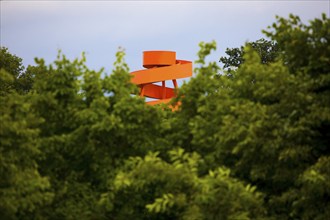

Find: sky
1;0;329;75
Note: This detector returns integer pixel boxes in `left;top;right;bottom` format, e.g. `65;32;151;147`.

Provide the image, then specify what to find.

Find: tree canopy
0;14;329;220
219;38;279;72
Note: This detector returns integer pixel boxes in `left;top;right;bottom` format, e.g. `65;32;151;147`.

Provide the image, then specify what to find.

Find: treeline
0;14;329;220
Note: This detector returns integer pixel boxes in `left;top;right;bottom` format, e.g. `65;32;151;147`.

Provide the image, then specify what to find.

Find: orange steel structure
130;51;192;105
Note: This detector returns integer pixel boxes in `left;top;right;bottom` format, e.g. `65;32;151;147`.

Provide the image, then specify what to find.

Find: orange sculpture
130;51;192;106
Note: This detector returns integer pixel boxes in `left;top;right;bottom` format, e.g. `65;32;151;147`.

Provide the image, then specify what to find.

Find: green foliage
109;149;265;220
289;156;330;220
264;14;330;76
1;47;163;219
171;14;330;220
0;70;53;219
0;47;34;94
219;38;279;72
1;14;329;220
0;48;24;79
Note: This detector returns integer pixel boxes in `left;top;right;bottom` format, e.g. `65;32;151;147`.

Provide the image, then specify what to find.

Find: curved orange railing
130;51;192;106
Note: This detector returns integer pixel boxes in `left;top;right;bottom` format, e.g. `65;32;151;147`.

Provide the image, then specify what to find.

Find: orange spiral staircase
130;51;192;106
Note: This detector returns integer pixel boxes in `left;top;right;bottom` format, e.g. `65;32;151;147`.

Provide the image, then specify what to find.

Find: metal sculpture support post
130;51;192;105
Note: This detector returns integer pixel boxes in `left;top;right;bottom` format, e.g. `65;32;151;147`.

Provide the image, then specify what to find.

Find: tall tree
0;68;53;219
0;47;34;94
171;14;330;220
219;38;279;72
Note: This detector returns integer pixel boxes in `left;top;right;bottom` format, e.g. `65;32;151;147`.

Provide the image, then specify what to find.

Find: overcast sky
1;1;329;74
